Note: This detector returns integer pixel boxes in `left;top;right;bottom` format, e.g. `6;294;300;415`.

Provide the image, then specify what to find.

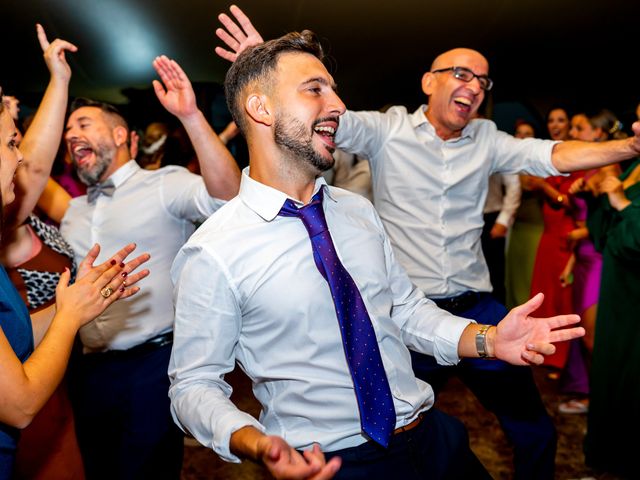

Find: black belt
87;331;173;358
433;291;484;315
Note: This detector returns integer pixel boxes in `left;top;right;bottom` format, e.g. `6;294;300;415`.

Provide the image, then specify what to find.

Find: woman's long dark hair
0;88;6;237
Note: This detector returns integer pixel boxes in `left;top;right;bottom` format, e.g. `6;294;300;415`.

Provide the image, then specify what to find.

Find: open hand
152;55;198;120
56;243;149;328
76;243;150;297
494;293;584;365
215;5;264;62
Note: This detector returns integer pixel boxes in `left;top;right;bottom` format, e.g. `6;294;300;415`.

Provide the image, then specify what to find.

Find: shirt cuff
432;315;473;366
214;412;266;463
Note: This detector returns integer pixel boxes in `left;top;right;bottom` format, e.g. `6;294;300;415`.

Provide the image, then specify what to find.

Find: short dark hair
0;87;6;116
224;30;324;135
69;97;129;131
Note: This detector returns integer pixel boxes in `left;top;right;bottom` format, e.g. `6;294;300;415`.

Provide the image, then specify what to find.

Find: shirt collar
103;160;139;188
411;105;478;142
238;167;335;222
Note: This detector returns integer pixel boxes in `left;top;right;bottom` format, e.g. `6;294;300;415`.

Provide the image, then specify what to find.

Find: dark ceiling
3;0;640;132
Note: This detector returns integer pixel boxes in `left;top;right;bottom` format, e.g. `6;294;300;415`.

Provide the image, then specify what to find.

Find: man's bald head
421;48;490;140
430;48;489;73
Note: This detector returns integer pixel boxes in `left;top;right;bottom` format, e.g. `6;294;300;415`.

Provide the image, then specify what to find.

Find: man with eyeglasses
334;48;562;480
214;7;640;479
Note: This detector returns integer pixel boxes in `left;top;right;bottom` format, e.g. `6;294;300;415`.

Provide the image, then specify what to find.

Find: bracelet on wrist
475;324;494;358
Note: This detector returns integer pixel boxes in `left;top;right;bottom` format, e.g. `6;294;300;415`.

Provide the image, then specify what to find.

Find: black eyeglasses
431;66;493;91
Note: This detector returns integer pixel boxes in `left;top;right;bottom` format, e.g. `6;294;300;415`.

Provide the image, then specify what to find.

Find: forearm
180;111;241;200
18;77;69;178
563;254;576;274
457;323;495;358
30;304;57;346
539;180;570;209
552;138;637;173
36;177;72;224
1;313;77;428
10;77;69;225
230;425;267;462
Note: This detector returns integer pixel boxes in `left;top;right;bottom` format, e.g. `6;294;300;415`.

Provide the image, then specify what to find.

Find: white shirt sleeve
161;168;226;222
490;131;562;178
495;174;522;227
335;110;389;162
169;243;264;463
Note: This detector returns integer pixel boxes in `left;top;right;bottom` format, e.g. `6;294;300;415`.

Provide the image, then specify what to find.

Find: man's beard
74;143;114;186
274;113;335;173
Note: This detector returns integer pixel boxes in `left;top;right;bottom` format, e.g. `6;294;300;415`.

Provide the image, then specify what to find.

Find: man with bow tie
60;56;241;479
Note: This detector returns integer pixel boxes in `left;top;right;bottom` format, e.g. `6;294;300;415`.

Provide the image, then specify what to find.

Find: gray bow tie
87;179;116;204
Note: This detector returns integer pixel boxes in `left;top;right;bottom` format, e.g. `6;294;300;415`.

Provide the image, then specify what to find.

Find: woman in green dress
584;159;640;478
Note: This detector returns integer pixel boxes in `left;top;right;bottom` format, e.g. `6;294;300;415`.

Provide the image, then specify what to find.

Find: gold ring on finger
100;286;113;298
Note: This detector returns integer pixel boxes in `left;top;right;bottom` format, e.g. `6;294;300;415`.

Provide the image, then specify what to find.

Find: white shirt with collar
169;169;471;462
336;105;561;298
60;160;225;352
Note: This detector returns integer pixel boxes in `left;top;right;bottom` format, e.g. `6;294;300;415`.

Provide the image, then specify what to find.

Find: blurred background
3;0;640;137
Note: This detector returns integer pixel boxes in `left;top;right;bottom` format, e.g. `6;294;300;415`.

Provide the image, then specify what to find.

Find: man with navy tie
168;30;584;480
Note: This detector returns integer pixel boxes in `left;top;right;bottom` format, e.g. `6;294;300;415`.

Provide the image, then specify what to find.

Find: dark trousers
411;293;556;480
70;343;183;480
481;211;506;304
324;409;491;479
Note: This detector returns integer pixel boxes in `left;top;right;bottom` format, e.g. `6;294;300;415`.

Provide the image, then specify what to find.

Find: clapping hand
57;243;150;328
599;176;630;211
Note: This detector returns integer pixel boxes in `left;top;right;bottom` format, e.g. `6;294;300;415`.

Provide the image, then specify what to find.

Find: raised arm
551;121;640;173
36;177;72;224
152;55;240;200
6;25;76;228
214;4;264;62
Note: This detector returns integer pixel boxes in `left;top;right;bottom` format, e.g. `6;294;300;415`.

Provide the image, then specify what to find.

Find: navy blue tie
279;188;396;447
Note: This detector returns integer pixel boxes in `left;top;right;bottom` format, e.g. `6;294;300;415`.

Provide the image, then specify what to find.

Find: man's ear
246;94;273;127
421;71;435;95
112;125;129;148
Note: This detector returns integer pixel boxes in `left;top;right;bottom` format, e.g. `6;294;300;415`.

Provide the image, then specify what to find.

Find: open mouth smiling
313;122;338;150
70;141;95;166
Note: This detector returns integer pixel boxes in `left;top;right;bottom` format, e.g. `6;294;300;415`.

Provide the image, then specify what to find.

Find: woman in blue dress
0;88;148;477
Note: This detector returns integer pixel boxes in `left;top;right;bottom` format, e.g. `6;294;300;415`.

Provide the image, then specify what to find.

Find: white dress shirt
336;106;560;298
331;149;373;201
61;160;224;351
483;173;522;228
169;169;471;462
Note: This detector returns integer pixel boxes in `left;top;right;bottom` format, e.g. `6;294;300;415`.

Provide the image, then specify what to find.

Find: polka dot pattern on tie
278;187;396;447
